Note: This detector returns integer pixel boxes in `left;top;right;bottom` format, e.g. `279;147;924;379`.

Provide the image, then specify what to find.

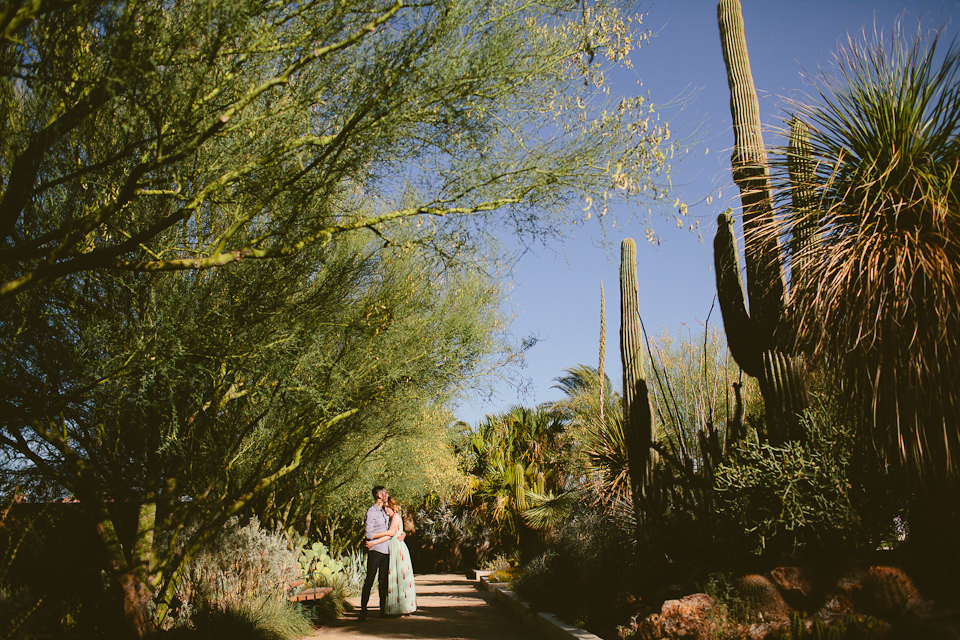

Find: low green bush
512;502;638;631
714;400;905;557
155;595;312;640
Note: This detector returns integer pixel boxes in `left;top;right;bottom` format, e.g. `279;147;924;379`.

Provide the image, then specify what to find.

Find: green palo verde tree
0;229;508;636
0;0;681;300
713;0;810;444
0;0;693;634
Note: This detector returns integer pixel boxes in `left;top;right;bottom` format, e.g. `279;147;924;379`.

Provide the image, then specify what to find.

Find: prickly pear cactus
298;541;344;587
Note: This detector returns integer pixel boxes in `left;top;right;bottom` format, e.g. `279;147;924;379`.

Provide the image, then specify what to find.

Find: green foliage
714;401;903;556
3;226;507;631
338;549;367;597
701;572;749;626
155;595;312;640
294;575;352;624
459;405;574;559
512;502;638;631
551;365;629;514
169;517;300;630
0;0;683;300
776;612;890;640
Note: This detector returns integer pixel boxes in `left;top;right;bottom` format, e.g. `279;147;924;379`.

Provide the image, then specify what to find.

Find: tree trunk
94;500;159;638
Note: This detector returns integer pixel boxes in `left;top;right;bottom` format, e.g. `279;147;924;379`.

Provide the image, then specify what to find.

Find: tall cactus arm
620;239;656;517
599;280;606;425
714;209;762;379
620;239;644;424
787;116;818;290
715;0;808;444
717;0;786;346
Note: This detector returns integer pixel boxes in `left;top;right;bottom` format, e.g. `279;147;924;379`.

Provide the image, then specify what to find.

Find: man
359;485;391;621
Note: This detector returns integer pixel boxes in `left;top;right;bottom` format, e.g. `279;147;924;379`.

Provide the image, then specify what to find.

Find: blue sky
454;0;959;425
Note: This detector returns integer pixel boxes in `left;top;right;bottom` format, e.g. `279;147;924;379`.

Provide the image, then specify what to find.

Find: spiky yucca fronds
771;20;960;476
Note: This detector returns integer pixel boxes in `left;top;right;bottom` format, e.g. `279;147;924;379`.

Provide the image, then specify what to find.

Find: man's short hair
372;485;385;501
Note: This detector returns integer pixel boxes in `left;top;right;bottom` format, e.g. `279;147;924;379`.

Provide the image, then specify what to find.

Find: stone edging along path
474;571;604;640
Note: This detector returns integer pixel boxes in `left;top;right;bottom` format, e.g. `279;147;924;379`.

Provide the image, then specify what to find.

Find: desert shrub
165;517;304;631
411;499;497;571
293;574;353;625
714;400;904;558
156;594;312;640
513;501;638;630
488;568;519;583
482;553;515;572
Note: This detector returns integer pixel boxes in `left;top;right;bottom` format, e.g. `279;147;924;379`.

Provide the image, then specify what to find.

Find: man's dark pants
360;549;390;616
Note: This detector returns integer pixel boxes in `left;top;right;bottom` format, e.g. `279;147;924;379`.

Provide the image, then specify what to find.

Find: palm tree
771;20;960;478
550;365;631;514
464;405;573;556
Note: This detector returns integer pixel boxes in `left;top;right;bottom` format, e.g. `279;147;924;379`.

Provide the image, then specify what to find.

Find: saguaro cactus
599;280;606;425
715;0;807;444
619;238;656;527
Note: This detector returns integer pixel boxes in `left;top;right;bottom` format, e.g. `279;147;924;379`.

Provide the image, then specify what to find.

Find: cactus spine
619;239;656;527
715;0;807;444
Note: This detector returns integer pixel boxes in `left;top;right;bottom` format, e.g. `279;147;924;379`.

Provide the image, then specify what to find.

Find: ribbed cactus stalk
619;239;656;527
599;280;606;425
715;0;807;444
787;117;817;289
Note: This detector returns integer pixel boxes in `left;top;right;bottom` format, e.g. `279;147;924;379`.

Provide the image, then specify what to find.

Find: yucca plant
768;20;960;479
761;18;960;599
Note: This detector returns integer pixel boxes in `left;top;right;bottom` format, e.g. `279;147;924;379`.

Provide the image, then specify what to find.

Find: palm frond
521;489;576;530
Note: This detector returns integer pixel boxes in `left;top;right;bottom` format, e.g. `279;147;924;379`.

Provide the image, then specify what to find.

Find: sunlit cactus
619;238;656;526
715;0;808;444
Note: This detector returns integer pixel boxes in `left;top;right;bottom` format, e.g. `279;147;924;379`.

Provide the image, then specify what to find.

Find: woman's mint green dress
385;530;417;615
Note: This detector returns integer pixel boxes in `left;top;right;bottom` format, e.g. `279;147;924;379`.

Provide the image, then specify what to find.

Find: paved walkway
303;574;534;639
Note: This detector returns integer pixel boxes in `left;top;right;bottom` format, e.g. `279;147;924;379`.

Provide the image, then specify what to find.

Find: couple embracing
358;485;417;621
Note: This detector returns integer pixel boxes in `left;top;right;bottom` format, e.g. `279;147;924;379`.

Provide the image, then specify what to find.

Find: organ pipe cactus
715;0;808;444
619;238;656;527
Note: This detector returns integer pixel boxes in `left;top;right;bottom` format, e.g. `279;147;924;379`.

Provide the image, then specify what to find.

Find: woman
365;497;417;615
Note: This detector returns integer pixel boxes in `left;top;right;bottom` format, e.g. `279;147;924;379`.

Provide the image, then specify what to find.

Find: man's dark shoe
357;613;367;622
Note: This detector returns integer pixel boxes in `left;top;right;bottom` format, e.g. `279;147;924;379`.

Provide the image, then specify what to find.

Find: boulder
629;593;721;639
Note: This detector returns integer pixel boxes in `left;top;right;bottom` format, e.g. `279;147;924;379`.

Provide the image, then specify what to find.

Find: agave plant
769;19;960;477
